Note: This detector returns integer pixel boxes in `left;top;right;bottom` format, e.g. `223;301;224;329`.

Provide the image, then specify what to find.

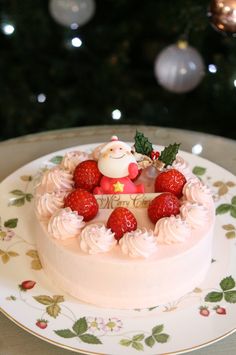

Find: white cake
34;136;215;309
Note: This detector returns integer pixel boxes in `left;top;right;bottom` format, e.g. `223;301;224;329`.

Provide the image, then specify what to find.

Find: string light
208;64;217;73
192;143;203;155
37;93;47;103
2;23;15;35
112;109;122;120
71;37;82;47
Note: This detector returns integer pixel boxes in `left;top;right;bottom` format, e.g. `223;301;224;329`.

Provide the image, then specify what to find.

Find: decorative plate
0;144;236;355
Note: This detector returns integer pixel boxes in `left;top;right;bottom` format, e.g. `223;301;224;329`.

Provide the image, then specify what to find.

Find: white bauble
49;0;95;27
154;41;205;94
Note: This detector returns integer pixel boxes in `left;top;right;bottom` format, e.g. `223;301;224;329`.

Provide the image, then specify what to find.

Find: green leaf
145;336;155;348
153;333;169;343
220;276;235;291
33;295;54;305
132;334;145;341
50;156;63;165
26;193;33;202
226;231;236;239
231;196;236;206
192;166;206;176
204;291;223;302
216;204;231;215
132;341;144;351
222;224;235;231
134;131;153;156
10;189;25;196
79;333;102;344
46;304;61;318
72;317;88;335
120;339;132;347
158;143;180;167
9;197;25;207
54;329;77;338
224;290;236;303
52;295;64;303
4;218;18;228
152;324;164;335
230;206;236;218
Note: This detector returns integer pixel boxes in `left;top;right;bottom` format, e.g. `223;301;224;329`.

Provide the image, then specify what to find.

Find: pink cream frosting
154;215;191;244
180;201;209;229
60;151;89;173
79;223;116;254
35;191;66;220
119;229;157;258
39;166;74;193
183;178;212;205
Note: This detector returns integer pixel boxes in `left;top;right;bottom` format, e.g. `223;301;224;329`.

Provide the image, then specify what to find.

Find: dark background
0;0;236;141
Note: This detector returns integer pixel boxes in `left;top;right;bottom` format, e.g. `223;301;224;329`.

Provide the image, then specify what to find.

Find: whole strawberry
36;319;48;329
19;280;36;291
107;207;137;240
148;192;180;224
74;160;102;192
64;188;98;221
199;306;210;317
155;169;186;198
214;306;227;315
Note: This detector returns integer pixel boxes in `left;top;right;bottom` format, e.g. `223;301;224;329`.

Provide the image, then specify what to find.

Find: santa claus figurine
93;136;144;194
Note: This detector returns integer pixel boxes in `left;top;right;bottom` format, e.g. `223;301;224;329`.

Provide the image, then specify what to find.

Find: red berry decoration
215;306;227;315
155;169;186;198
64;188;99;221
74;160;102;192
199;306;210;317
107;207;137;240
36;319;48;329
19;280;36;291
148;192;180;224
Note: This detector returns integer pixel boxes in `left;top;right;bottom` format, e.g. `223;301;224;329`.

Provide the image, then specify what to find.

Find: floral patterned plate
0;144;236;355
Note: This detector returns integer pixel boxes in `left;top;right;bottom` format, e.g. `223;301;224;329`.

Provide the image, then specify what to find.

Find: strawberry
107;207;137;240
155;169;186;198
64;188;99;221
148;192;180;224
19;280;36;291
214;306;227;315
36;319;48;329
199;306;210;317
74;160;102;192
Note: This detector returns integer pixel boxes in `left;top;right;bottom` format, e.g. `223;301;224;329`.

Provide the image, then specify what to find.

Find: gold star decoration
113;181;124;192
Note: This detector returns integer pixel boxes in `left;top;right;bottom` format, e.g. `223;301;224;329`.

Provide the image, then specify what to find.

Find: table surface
0;125;236;355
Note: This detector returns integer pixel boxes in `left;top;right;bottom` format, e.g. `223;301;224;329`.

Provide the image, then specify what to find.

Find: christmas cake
34;132;215;309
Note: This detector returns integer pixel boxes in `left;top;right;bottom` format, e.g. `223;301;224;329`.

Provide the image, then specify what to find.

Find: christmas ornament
154;41;205;94
49;0;95;27
208;0;236;34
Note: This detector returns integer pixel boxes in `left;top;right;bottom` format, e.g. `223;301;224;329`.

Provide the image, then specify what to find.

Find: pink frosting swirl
61;151;89;173
154;216;191;244
39;166;74;193
48;208;85;240
35;191;66;219
80;223;116;254
119;229;157;258
183;178;212;205
168;156;195;181
180;201;209;229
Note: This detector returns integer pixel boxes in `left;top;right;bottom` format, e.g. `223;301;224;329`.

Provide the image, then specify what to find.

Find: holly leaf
152;324;164;335
120;339;132;347
220;276;235;291
230;206;236;218
231;196;236;206
224;290;236;303
216;204;231;215
46;304;61;318
153;333;169;343
192;166;206;176
132;341;144;351
158;143;180;167
132;334;145;341
50;156;63;165
72;317;88;335
204;291;223;302
134;131;153;156
79;334;102;344
33;295;54;305
4;218;18;228
145;335;155;348
54;329;77;338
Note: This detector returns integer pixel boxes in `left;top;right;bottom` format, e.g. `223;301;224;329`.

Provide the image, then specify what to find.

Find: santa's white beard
98;153;137;178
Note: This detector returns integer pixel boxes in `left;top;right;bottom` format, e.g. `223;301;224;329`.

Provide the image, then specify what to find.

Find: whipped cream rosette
38;166;74;193
183;178;212;205
79;223;116;254
48;207;85;240
180;201;209;229
119;229;157;258
154;215;191;244
35;191;66;220
168;156;195;181
60;150;89;173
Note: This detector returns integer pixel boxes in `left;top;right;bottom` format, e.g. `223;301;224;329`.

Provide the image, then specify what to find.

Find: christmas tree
0;0;235;140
